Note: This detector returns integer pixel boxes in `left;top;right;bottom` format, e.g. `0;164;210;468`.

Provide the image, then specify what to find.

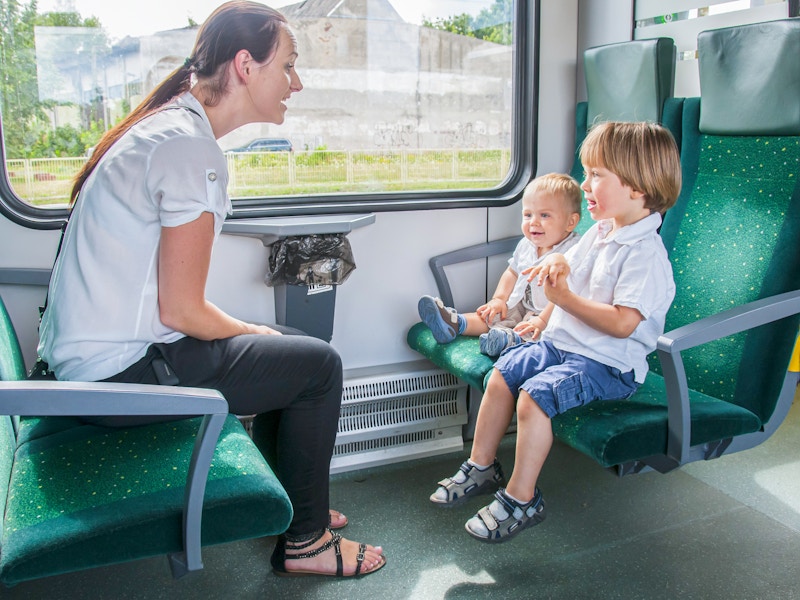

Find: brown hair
524;172;582;216
70;1;287;203
579;121;682;213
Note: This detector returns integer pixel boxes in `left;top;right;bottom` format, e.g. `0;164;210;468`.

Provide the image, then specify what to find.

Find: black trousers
96;326;343;537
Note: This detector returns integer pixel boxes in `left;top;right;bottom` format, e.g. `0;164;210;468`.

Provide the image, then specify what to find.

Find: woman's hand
251;324;282;335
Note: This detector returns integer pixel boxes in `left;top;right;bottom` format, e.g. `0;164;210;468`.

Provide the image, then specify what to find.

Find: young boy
418;173;581;357
429;121;682;544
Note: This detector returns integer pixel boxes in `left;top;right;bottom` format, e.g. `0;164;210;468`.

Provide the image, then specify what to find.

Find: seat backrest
657;18;800;422
0;296;26;383
0;296;23;543
571;38;679;231
585;37;676;125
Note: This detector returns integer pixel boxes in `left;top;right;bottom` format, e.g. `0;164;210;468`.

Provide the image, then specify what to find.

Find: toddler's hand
476;297;507;324
514;315;546;340
523;253;570;287
513;321;541;340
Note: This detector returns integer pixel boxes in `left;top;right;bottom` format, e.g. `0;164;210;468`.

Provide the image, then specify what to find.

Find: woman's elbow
159;301;195;333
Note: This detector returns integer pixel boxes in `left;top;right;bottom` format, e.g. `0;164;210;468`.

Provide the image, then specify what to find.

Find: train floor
3;389;799;600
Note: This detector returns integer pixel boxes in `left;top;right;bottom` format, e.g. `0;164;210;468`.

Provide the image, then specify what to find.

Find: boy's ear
566;212;580;231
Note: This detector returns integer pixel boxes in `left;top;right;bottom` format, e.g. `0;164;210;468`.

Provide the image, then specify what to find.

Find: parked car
227;138;293;153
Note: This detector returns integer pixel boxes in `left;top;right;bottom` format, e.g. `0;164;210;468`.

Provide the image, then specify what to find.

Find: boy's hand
523;253;571;287
476;297;507;324
540;271;572;304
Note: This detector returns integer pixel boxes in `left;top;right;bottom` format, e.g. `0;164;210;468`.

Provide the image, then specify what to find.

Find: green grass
8;149;510;207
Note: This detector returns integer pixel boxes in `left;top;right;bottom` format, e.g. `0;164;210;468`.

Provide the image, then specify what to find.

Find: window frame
0;0;539;229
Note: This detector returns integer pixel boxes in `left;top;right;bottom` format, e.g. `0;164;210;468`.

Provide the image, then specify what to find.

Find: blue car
228;138;293;153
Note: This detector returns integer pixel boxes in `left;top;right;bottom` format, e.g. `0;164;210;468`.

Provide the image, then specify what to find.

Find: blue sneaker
418;295;459;343
480;327;522;357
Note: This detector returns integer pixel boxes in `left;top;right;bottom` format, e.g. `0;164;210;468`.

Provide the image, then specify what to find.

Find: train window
0;0;534;222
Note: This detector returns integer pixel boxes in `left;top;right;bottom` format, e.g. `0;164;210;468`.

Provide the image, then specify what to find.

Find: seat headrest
699;18;800;135
585;38;676;126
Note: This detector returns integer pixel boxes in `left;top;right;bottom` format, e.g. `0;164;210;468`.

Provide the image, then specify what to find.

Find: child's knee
486;368;510;394
516;390;550;423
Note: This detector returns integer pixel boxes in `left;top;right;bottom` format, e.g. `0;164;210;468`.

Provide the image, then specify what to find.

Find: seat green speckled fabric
1;414;292;585
0;296;293;585
0;297;27;560
0;297;26;383
406;324;494;392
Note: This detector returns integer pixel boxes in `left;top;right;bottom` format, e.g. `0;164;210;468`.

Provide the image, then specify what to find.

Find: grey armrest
0;380;227;415
656;289;800;465
0;380;230;577
429;236;521;307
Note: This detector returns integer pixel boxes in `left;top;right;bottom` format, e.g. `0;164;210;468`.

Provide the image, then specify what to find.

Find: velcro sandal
465;487;546;543
430;459;506;507
418;295;459;343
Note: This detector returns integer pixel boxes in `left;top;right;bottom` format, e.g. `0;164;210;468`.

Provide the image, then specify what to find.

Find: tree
422;0;512;45
0;0;107;158
0;0;47;158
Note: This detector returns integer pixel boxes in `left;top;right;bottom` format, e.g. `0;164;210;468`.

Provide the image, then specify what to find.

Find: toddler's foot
480;327;523;357
430;459;505;507
465;487;546;543
418;295;459;343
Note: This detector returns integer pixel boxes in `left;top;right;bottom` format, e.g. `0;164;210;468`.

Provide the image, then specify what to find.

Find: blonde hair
524;172;582;216
579;121;681;213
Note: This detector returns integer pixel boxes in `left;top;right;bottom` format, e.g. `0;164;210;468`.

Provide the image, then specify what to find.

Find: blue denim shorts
493;340;638;418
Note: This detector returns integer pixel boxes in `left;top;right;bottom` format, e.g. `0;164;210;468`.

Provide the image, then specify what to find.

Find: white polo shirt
38;92;231;382
542;213;675;383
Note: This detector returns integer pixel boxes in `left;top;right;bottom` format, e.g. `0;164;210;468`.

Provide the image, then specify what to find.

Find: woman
38;0;384;578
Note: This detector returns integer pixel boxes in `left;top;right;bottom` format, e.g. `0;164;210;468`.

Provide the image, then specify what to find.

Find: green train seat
0;295;293;586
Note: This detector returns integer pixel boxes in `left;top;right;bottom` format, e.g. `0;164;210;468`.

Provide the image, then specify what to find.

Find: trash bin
265;234;356;341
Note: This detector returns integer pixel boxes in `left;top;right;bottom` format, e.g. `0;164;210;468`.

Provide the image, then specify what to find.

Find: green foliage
0;0;108;158
294;145;344;168
28;120;102;157
35;10;101;28
422;14;474;38
422;0;512;45
0;0;48;158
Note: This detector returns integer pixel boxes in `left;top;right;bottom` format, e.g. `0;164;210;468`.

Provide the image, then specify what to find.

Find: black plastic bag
266;234;356;286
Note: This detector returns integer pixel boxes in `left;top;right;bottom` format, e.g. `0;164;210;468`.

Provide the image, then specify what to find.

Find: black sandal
271;529;385;578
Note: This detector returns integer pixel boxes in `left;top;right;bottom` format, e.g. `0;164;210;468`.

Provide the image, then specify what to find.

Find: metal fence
6;148;510;207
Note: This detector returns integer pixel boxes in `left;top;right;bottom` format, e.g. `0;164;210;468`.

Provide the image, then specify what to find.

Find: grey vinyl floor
3;390;799;600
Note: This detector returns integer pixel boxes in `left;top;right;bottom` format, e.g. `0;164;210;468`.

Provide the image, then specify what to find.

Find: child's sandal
430;459;506;507
465;487;546;543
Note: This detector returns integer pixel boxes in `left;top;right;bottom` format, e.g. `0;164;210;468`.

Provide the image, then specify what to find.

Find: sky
36;0;495;41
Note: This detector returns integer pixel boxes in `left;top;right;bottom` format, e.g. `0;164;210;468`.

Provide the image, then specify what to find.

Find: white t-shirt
38;92;231;381
507;231;580;314
542;213;675;383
